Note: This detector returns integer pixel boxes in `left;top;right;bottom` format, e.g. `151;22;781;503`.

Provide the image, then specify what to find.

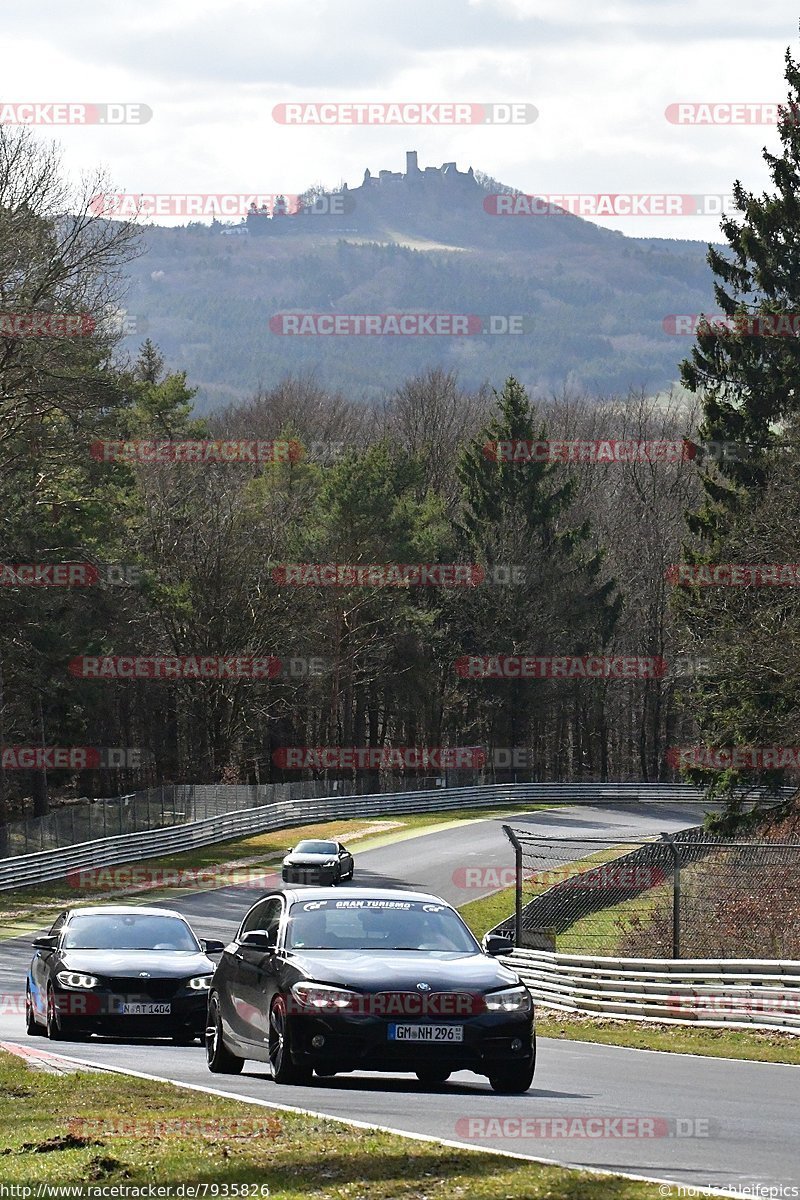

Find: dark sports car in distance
206;887;535;1092
281;839;354;884
26;905;225;1042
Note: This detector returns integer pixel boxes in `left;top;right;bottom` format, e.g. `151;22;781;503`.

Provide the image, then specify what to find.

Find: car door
226;897;284;1051
29;911;66;1018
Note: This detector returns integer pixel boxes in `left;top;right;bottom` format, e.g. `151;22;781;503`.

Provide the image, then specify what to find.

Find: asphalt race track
2;801;799;1194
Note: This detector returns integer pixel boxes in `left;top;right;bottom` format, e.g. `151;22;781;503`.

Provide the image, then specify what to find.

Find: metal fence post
663;834;681;959
502;824;524;948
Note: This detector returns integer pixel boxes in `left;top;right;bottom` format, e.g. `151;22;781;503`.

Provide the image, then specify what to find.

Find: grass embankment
534;1012;800;1064
0;1050;675;1197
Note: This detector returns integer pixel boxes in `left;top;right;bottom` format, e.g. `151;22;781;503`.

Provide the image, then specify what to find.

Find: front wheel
45;989;83;1041
206;995;244;1074
489;1055;535;1095
269;996;312;1084
25;987;44;1037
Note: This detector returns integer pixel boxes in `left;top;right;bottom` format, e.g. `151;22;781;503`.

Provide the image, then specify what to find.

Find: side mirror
32;935;57;950
241;930;276;951
483;934;514;957
201;939;226;955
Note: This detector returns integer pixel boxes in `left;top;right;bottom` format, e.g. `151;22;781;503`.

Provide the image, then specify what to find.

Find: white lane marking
0;1042;751;1198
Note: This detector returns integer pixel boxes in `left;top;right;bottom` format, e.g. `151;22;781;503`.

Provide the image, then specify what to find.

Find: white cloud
0;0;794;237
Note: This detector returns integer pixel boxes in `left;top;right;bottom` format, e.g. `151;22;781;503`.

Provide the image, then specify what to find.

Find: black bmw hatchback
206;887;535;1092
26;905;224;1042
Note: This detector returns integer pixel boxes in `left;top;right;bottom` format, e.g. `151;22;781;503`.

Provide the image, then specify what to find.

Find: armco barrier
0;781;718;892
502;949;800;1033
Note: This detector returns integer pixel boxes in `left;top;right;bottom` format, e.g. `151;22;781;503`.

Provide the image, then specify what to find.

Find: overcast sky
3;0;797;239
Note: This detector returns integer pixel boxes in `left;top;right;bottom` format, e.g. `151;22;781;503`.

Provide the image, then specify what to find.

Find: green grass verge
0;1051;671;1197
535;1012;800;1064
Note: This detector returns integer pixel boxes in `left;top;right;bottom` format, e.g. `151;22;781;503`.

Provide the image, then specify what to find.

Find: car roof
65;905;187;918
275;886;451;905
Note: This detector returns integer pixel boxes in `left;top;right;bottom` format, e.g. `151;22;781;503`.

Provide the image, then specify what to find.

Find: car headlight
56;972;99;989
291;982;361;1011
323;860;337;867
483;985;533;1014
188;975;213;991
283;857;292;866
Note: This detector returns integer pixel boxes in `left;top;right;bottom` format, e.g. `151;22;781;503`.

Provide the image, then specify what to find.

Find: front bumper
51;987;208;1037
282;866;338;884
287;1010;535;1075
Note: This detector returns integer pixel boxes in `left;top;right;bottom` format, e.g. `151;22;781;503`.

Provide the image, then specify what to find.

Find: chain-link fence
0;775;448;856
495;825;800;959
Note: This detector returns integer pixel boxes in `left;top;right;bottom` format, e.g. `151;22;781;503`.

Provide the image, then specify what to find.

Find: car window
62;913;200;950
294;840;337;854
240;897;283;942
286;898;479;952
48;911;67;937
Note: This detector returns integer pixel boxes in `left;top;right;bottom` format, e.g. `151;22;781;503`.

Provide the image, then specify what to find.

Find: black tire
25;987;44;1037
206;995;244;1074
415;1068;451;1085
489;1051;535;1095
45;988;84;1041
268;995;312;1085
314;1067;337;1077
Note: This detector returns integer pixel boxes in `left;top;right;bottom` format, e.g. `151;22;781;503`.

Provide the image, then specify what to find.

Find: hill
118;152;718;410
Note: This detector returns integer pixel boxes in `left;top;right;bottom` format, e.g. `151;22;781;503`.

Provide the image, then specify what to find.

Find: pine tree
453;378;620;778
681;49;800;540
676;49;800;819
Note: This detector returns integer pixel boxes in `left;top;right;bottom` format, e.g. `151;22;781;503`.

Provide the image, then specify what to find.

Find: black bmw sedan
206;887;535;1092
26;905;224;1042
281;840;354;885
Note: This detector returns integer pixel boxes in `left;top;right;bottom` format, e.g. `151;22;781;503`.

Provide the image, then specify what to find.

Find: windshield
62;914;200;951
286;898;479;952
294;840;338;855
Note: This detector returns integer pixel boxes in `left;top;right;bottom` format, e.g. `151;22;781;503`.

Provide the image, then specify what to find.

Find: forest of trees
4;47;800;832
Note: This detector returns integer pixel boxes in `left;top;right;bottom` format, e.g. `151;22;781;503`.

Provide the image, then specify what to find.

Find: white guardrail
503;949;800;1033
0;781;717;893
2;780;799;1033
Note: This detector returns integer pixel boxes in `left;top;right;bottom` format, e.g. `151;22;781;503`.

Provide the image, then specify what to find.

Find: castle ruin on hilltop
347;151;476;196
242;152;477;234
